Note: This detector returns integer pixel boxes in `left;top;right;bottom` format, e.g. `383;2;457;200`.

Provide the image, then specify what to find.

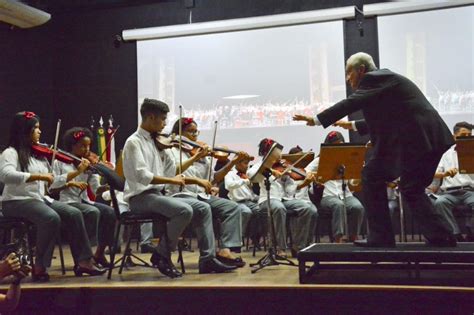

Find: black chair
107;188;185;279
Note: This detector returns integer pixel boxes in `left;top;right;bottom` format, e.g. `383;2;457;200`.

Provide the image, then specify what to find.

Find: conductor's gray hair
346;52;377;72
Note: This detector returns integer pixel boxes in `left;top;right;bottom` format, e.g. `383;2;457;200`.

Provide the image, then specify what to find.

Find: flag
106;115;117;165
96;116;107;162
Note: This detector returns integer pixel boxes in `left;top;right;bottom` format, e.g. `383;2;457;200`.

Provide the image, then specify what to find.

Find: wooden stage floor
2;240;474;314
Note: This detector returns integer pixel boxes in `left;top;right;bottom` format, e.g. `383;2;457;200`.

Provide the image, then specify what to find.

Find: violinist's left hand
293;114;316;126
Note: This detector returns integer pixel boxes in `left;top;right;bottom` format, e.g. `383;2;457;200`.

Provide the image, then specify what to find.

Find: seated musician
432;121;474;241
49;127;116;268
247;138;317;257
168;117;247;268
281;146;318;247
224;155;260;240
0;112;105;282
123;99;236;277
305;131;365;243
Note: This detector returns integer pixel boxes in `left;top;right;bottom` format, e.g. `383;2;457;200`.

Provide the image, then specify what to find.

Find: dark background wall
0;0;387;151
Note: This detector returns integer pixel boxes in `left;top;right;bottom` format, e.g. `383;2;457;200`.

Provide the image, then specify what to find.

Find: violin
171;136;255;162
272;159;307;181
31;143;78;165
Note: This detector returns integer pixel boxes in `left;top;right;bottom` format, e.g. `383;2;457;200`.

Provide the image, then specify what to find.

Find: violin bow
279;149;313;177
178;105;183;175
208;120;218;182
50;119;62;171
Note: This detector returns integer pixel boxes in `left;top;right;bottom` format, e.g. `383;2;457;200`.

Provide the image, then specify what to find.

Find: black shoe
455;234;467;242
73;265;107;277
140;243;156;254
32;272;50;283
150;251;182;278
425;236;457;247
199;258;238;274
466;234;474;242
216;255;246;268
353;239;396;248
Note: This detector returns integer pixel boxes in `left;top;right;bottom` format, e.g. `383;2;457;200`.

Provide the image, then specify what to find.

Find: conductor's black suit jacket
317;69;454;164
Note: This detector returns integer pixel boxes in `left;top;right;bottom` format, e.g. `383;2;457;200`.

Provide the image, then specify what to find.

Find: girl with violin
168;117;247;267
246;138;317;257
0;112;105;282
305;131;365;243
49;127;115;268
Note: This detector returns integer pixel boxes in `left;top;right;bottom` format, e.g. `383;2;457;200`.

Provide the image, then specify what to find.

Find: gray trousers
320;196;364;237
70;202;115;247
259;199;318;250
129;190;193;257
179;195;242;248
140;197;216;263
434;191;474;235
3;199;93;268
236;200;255;237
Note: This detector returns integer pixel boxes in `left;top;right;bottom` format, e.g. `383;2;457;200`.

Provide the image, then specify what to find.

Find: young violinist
0;112;105;282
247;138;317;257
224;156;259;239
122;99;236;277
168;117;247;267
281;146;318;247
305;131;365;243
49;127;115;268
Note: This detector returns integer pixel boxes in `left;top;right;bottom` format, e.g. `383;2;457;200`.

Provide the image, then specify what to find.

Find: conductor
294;52;456;247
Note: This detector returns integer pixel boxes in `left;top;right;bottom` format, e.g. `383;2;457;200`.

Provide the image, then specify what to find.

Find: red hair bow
183;117;194;125
24;111;36;119
73;130;86;140
328;131;338;140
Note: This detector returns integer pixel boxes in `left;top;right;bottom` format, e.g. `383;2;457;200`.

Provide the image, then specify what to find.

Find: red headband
183;117;194;125
73;130;86;141
24;111;36;119
328;131;338;140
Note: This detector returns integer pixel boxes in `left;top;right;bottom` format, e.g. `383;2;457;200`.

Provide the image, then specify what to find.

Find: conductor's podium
298;243;474;284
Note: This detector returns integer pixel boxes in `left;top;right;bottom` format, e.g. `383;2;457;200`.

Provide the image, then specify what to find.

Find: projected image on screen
378;6;474;130
137;21;347;156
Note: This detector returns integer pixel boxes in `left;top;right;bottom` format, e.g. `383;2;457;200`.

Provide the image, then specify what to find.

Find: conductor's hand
333;120;354;130
292;114;316;126
444;168;458;178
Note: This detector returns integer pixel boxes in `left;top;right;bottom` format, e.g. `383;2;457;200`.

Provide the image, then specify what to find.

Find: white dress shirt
167;145;214;198
122;127;176;202
305;157;353;199
437;145;474;190
50;160;100;204
224;167;258;202
246;160;286;205
0;147;56;202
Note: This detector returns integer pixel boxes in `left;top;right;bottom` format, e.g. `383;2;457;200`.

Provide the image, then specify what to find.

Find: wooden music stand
456;136;474;174
281;152;315;168
317;143;367;239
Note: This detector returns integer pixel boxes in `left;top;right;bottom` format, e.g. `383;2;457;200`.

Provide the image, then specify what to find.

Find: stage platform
1;241;474;314
298;242;474;285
